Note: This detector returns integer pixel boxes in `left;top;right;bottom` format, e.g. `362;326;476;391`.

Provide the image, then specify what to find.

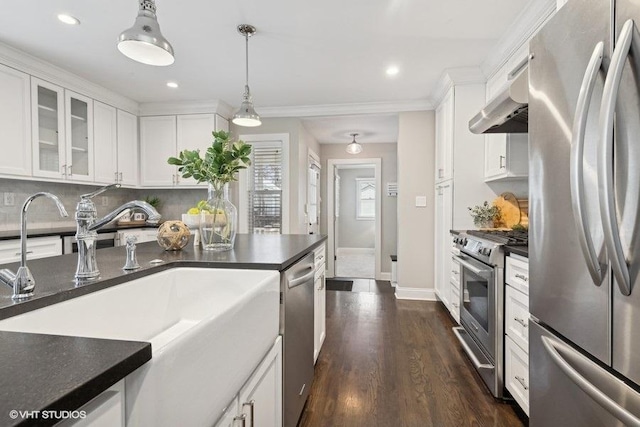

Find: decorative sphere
157;221;191;251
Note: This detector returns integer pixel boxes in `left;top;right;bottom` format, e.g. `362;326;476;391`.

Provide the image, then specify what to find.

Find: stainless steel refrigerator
529;0;640;425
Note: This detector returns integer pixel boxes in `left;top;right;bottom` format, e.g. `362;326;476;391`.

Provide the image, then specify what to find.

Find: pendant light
117;0;174;66
346;133;363;154
232;24;262;127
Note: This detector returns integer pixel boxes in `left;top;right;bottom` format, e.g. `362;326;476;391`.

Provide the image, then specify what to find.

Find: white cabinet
504;254;530;416
140;116;177;187
435;88;454;183
484;133;528;181
32;78;65;179
215;337;283;427
484;44;529;182
0;236;62;265
238;336;283;427
94;104;139;187
58;380;125;427
434;183;453;309
32;78;94;182
140;114;224;187
93;101;118;184
314;244;326;363
0;63;31;177
116;110;139;187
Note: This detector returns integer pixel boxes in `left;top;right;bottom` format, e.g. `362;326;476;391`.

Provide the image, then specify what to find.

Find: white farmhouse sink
0;267;281;426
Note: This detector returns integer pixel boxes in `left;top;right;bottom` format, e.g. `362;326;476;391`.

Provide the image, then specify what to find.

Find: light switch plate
415;196;427;207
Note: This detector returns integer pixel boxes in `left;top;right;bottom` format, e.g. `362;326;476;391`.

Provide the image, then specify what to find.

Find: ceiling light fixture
57;14;80;25
117;0;174;66
166;81;178;88
386;65;399;76
232;24;261;127
346;133;363;155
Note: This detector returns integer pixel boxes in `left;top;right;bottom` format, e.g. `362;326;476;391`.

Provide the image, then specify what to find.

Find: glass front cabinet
32;78;93;181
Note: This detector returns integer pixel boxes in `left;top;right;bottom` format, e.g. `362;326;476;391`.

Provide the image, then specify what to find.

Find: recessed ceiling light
57;14;80;25
386;66;400;76
166;82;179;88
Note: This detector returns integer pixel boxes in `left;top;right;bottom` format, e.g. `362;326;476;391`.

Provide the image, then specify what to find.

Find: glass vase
200;183;237;251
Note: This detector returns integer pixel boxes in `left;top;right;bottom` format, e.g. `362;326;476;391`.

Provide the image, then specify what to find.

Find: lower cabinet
58;380;125;427
215;336;283;427
314;244;326;363
505;335;530;415
0;236;62;265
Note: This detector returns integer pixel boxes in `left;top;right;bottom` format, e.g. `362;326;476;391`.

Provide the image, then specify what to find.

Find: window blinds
249;144;282;234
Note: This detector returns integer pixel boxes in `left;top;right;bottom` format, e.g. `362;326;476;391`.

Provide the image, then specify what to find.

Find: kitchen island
0;233;326;427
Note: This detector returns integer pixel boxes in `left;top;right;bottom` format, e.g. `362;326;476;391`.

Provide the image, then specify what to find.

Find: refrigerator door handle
598;19;634;296
571;41;606;286
542;335;640;426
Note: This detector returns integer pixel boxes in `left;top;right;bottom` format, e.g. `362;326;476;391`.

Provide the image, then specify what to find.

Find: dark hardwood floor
299;281;524;427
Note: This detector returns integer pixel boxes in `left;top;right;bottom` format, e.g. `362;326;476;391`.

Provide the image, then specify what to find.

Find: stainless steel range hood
469;67;528;134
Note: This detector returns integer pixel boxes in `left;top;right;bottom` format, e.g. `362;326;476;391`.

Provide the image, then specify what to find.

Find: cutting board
493;192;522;229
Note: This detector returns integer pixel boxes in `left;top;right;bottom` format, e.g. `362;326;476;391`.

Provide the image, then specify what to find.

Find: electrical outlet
3;192;15;206
101;196;109;207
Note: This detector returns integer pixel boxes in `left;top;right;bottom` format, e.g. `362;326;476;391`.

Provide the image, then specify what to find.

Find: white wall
320;143;397;273
396;111;435;296
336;167;375;249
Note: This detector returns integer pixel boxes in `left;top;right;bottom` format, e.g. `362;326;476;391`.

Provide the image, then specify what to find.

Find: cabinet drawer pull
119;172;123;182
515;375;529;390
499;155;506;169
114;172;119;182
61;164;67;177
513;317;528;327
242;400;255;427
515;273;528;282
15;251;33;256
67;164;72;176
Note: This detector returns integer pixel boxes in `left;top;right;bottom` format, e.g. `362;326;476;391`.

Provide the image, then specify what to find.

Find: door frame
327;158;382;280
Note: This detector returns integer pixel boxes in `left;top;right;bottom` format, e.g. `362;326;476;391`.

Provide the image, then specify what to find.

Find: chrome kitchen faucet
74;184;161;280
0;192;68;299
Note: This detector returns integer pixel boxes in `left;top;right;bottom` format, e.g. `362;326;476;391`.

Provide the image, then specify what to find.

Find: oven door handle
456;256;492;277
452;327;494;370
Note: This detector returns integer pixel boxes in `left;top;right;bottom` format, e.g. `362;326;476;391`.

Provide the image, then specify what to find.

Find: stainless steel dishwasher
282;252;315;427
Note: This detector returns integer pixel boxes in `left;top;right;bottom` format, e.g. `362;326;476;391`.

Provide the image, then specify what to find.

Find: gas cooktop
466;229;528;246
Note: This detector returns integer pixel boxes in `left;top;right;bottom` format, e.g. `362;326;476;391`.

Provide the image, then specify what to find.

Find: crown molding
481;0;557;80
430;67;486;107
138;99;233;117
0;41;139;115
257;99;433;118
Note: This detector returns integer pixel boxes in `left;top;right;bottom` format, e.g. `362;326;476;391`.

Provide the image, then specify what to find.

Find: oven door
457;253;495;360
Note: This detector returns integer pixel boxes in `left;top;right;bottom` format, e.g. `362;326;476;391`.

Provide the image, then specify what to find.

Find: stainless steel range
451;229;528;398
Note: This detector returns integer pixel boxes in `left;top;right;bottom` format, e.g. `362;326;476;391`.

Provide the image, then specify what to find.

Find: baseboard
394;286;438;301
378;272;391;281
336;247;375;255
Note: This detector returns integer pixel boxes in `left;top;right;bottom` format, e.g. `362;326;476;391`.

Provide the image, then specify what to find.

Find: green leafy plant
144;196;161;209
167;130;252;191
468;201;501;228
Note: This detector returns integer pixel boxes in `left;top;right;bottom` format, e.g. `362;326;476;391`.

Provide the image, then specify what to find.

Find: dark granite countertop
0;223;159;241
0;332;150;427
0;233;326;425
450;230;462;235
505;245;528;258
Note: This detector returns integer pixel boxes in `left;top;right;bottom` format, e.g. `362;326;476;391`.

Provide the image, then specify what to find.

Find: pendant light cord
245;32;250;89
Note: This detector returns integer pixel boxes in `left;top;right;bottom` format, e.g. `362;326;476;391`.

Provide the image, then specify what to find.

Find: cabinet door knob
61;164;67;177
233;413;246;427
499;155;506;169
119;172;123;182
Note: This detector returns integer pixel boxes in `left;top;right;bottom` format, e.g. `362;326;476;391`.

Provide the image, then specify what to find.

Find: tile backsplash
0;179;213;231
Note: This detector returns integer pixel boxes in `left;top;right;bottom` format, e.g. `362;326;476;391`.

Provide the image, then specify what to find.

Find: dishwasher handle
288;265;315;288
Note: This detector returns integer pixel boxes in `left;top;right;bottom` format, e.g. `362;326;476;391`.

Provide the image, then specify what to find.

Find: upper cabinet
484;45;530;182
140;113;227;187
32;78;94;182
94;103;139;187
435;88;454;183
0;64;31;177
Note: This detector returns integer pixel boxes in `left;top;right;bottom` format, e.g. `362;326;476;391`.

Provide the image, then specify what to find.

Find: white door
32;78;65;179
64;90;94;182
0;64;31;177
307;153;321;235
116;110;138;187
176;114;216;187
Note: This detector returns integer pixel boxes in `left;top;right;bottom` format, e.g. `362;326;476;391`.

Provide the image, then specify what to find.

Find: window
356;178;375;220
248;143;282;234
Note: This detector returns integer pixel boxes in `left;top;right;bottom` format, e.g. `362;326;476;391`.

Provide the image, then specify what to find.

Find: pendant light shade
118;0;174;66
346;133;363;154
232;24;261;127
